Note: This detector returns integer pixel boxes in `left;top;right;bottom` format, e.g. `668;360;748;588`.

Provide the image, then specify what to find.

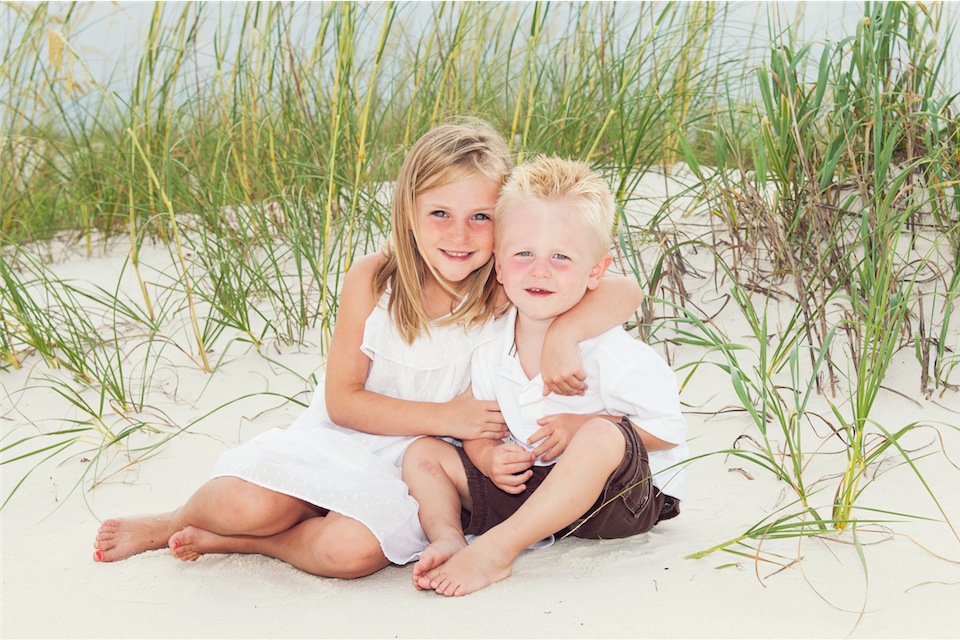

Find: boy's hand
539;336;587;397
481;443;535;494
528;413;592;462
444;386;508;441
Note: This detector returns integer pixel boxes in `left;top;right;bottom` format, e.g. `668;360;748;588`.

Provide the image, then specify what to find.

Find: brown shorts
457;417;680;539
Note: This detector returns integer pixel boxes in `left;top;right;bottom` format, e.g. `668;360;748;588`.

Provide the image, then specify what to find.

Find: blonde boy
402;157;687;596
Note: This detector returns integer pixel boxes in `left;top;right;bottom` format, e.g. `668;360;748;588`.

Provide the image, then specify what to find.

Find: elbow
324;388;355;427
326;403;348;426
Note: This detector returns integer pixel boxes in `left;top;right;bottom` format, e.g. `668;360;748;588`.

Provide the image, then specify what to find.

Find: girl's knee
316;520;388;579
327;539;388;579
209;478;306;530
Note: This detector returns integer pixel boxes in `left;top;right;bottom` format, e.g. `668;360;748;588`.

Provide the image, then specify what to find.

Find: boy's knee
577;418;627;459
402;437;454;479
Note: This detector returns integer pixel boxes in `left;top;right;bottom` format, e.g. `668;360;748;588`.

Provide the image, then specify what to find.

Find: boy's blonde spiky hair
495;156;615;258
373;119;513;344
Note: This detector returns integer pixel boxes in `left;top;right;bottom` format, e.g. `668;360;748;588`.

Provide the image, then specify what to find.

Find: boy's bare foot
412;537;467;590
168;526;227;561
93;515;175;562
423;534;517;597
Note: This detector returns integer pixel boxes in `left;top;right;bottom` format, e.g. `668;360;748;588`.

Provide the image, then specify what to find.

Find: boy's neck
513;312;556;380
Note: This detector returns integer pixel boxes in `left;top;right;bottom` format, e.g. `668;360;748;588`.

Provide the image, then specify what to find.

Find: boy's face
495;198;611;323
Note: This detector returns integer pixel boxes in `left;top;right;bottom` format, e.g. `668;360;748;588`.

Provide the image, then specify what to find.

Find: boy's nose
530;258;550;278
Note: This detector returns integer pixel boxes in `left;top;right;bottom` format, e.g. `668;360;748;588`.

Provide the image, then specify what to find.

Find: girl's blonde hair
373;120;513;343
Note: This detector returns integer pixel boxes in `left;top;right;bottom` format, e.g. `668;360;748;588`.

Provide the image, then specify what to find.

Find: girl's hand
480;443;535;494
540;325;587;397
443;386;509;441
528;413;592;462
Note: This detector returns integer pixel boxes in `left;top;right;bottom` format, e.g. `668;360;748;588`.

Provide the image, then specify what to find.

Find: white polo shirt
470;307;688;500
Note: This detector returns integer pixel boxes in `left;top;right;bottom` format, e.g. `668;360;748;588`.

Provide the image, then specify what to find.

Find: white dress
211;297;498;564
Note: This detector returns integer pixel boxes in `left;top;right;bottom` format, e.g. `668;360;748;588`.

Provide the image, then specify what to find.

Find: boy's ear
586;253;613;290
495;256;504;284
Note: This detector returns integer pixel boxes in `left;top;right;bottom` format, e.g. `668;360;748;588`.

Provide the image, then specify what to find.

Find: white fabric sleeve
598;343;686;445
469;341;499;402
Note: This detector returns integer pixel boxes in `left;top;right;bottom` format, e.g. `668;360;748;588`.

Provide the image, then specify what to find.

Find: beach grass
2;0;958;587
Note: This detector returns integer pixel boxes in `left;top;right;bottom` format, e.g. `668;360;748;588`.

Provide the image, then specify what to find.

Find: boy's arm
541;272;642;396
597;342;687;450
466;343;535;492
529;413;675;463
463;437;534;494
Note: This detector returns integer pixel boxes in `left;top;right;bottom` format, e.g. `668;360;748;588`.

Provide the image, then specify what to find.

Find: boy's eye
517;251;533;257
552;253;570;260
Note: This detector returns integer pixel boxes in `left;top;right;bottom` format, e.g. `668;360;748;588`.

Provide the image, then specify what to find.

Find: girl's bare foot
412;537;467;590
168;525;232;561
423;534;517;597
93;515;176;562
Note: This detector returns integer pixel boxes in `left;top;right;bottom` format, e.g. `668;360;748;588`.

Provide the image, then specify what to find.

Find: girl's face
414;173;500;291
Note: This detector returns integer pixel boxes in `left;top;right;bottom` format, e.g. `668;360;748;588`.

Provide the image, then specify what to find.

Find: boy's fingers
498;483;526;494
507;459;533;472
532;443;553;459
526;428;548;445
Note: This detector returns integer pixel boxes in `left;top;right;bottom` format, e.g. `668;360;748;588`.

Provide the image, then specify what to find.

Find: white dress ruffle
212;298;498;564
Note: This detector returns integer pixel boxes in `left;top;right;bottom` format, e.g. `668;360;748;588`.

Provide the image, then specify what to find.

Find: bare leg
168;512;389;579
425;418;625;596
93;477;320;562
402;437;472;590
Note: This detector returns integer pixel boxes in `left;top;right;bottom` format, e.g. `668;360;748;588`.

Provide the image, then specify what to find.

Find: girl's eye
431;210;449;218
472;213;491;221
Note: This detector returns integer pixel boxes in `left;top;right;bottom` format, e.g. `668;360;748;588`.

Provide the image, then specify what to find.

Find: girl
92;120;642;578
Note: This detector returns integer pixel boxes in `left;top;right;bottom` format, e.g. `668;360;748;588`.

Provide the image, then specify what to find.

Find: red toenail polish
172;541;179;550
95;551;103;561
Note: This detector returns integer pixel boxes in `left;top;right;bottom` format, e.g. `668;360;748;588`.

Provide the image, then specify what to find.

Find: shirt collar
499;306;539;386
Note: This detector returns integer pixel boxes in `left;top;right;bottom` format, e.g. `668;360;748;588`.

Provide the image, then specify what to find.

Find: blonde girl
92;120;642;578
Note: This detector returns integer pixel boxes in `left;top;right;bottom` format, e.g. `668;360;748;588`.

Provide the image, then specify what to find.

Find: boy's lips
524;287;553;296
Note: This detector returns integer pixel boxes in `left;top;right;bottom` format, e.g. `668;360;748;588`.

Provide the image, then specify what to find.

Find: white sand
2;175;959;638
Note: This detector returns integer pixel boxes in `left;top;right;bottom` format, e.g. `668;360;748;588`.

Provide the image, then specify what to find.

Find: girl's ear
586;254;613;290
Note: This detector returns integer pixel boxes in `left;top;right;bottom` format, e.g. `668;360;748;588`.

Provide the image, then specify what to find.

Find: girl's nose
451;219;469;242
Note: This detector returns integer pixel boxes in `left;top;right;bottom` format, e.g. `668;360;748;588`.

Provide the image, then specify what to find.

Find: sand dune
2;173;958;638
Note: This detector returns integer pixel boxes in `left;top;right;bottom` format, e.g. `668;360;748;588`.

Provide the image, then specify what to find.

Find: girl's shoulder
348;252;389;282
343;252;389;298
335;251;391;324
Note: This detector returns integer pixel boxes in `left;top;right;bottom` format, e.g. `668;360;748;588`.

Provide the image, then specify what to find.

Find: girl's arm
541;272;643;395
324;253;508;441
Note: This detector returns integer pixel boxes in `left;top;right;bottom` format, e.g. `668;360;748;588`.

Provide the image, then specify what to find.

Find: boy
402;156;688;596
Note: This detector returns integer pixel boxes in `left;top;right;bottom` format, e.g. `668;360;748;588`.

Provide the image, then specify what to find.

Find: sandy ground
2;175;959;638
